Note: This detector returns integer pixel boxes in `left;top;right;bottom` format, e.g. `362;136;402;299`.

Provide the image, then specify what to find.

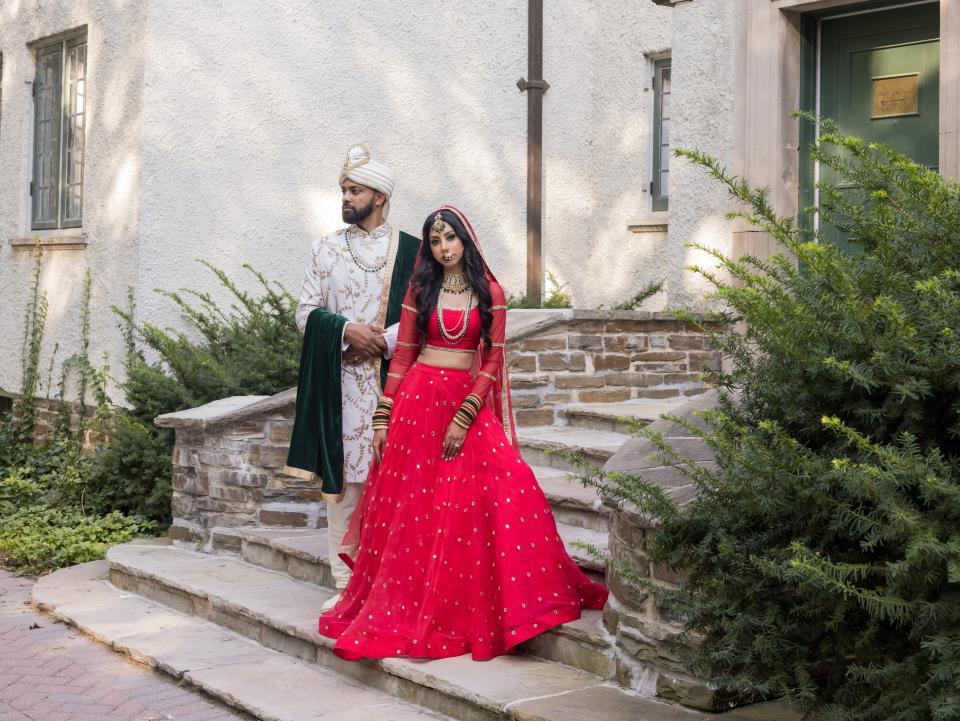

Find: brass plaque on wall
871;73;919;118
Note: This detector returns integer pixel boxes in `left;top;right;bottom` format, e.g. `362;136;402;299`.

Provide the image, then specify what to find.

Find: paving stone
186;657;443;721
509;684;708;721
32;563;449;721
384;654;602;713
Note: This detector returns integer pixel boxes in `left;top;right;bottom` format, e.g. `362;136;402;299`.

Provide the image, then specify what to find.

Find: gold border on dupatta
373;227;401;381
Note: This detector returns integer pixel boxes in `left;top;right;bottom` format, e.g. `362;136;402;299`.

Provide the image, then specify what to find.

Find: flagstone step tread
516;426;627;459
31;560;452;721
531;465;607;513
238;520;607;574
99;542;649;720
34;554;797;721
562;399;691;425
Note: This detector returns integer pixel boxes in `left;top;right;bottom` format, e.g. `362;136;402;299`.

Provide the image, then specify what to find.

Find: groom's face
341;182;379;224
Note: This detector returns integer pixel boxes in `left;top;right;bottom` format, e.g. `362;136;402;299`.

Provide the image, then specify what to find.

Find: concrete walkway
0;569;252;721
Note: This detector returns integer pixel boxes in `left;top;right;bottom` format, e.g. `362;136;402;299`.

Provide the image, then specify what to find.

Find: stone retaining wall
158;309;721;551
600;390;729;711
506;310;721;427
157;391;312;548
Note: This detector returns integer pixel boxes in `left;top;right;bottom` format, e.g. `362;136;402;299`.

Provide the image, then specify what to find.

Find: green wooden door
817;2;939;248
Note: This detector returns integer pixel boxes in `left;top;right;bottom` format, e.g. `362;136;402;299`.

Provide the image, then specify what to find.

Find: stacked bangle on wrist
372;397;393;431
453;393;483;429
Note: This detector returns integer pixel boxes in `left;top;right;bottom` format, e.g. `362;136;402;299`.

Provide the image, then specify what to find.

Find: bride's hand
372;428;388;463
442;422;467;461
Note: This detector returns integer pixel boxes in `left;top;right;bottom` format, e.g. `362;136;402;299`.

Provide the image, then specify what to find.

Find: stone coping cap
154;391;291;430
153;310;721;430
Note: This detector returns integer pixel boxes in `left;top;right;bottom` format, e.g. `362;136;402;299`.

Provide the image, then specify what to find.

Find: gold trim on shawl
282;464;316;481
283;465;348;504
373;227;401;381
479;371;496;381
402;303;418;313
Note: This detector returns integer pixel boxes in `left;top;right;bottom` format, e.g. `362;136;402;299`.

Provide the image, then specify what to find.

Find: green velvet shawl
283;230;419;500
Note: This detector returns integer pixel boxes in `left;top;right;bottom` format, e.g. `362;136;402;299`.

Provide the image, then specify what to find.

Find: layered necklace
437;272;473;344
344;225;388;273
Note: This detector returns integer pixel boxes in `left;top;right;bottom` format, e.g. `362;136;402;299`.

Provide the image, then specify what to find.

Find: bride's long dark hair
411;209;493;346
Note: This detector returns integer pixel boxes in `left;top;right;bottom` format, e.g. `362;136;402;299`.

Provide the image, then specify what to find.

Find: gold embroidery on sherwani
298;222;397;487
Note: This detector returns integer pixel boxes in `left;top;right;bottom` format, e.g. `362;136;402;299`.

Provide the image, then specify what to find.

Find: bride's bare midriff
417;346;475;370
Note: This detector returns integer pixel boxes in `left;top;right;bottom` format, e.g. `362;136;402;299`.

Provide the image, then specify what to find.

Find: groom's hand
343;324;388;360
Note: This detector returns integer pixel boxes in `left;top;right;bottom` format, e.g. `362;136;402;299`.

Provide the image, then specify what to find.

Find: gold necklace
441;272;469;294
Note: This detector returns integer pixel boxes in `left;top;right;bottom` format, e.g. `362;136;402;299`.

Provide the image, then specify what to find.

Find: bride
318;205;607;661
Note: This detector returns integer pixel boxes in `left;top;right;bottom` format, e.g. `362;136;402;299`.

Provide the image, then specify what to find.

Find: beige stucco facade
2;0;948;402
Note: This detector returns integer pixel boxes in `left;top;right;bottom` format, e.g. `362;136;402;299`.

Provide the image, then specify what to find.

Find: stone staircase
31;310;797;721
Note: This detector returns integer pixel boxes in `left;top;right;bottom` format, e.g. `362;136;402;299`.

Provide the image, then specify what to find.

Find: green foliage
0;248;155;575
586;126;960;720
76;261;300;526
607;279;665;310
507;270;573;309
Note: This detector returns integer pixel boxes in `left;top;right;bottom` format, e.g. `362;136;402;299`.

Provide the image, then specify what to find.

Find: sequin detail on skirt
318;363;608;661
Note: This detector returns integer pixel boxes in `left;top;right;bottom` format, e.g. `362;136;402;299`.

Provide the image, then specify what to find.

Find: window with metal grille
31;32;86;230
652;57;671;212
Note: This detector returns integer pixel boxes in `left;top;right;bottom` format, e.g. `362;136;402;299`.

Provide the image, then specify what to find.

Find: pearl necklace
344;228;388;273
436;289;473;344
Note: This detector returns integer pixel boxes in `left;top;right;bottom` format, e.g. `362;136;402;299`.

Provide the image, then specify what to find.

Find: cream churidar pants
326;482;364;589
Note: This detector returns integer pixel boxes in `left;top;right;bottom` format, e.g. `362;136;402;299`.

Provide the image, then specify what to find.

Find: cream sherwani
296;221;399;587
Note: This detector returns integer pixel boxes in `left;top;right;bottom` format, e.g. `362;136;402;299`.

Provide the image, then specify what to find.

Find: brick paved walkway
0;569;253;721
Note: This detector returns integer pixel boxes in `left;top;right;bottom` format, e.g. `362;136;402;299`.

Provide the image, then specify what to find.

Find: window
32;31;86;230
652;57;671;212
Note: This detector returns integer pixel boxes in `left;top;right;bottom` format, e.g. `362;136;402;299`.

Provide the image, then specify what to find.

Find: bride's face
429;222;466;272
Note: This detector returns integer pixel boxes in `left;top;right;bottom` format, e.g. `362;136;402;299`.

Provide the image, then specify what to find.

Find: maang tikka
433;212;445;233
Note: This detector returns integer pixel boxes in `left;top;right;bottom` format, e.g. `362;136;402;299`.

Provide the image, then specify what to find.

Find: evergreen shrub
0;250;155;575
591;126;960;720
92;261;301;524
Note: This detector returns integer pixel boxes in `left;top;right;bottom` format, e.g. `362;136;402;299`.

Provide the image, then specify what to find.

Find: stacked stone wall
508;311;720;427
159;392;327;548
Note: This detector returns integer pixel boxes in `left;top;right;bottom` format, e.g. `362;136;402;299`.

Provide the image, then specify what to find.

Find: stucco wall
0;0;147;398
0;0;737;401
665;0;737;311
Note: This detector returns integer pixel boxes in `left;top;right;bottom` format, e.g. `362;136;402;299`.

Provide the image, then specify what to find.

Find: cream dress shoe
321;591;342;613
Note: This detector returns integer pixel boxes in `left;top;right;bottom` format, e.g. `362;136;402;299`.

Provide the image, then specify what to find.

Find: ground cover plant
587;123;960;720
0;250;301;574
0;251;155;575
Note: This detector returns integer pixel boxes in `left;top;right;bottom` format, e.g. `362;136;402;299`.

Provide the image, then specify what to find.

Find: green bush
589;126;960;720
0;249;156;575
506;270;573;308
88;261;300;525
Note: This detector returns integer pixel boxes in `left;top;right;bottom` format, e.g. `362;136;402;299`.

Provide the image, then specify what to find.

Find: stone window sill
627;212;669;233
9;231;88;250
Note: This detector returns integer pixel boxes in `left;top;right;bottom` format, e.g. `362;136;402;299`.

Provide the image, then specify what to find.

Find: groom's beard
342;196;376;225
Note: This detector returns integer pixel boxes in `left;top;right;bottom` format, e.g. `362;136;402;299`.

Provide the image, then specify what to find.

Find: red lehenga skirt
318;362;608;661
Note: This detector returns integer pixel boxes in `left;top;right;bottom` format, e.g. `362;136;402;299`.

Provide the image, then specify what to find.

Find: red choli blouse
382;283;508;404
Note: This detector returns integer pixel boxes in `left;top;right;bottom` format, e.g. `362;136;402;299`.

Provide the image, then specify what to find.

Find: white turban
339;145;396;219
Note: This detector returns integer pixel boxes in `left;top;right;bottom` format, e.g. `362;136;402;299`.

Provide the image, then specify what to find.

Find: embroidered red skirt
317;362;608;661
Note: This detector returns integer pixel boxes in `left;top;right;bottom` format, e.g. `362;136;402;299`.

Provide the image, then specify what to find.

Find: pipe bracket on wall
517;78;551;92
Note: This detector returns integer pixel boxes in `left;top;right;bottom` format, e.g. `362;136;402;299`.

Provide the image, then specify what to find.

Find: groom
284;145;419;611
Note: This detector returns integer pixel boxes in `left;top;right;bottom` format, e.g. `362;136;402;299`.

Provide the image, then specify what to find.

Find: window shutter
62;37;87;227
32;43;62;230
652;58;671;212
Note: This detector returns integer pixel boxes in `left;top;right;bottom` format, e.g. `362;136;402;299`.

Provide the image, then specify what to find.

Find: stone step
532;465;609;531
92;540;727;721
561;398;692;435
518;425;626;472
31;558;451;721
237;523;607;585
233;525;608;673
34;551;797;721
